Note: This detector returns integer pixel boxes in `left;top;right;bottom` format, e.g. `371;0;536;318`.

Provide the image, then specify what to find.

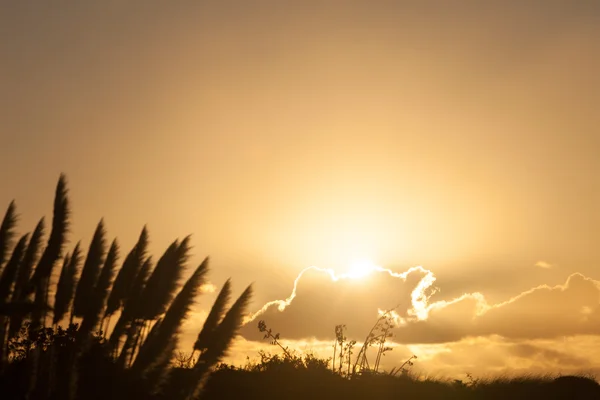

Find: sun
344;258;378;280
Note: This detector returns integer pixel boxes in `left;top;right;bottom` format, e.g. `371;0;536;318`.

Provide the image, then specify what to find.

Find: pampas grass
11;218;45;303
104;226;148;319
72;220;106;318
132;257;209;376
194;278;231;353
29;174;69;329
0;201;17;272
137;237;188;321
53;242;81;325
79;239;119;337
0;174;254;399
0;234;29;302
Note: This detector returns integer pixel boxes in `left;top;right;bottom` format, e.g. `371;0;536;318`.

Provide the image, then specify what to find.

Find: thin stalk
332;340;337;373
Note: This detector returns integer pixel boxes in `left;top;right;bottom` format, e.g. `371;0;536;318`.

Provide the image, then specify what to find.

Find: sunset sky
1;1;599;378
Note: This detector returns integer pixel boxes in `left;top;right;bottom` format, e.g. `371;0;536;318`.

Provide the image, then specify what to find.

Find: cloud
241;264;438;341
397;272;600;342
240;264;600;345
535;261;554;269
178;266;600;380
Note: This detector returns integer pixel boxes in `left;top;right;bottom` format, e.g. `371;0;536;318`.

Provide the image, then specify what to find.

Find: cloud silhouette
240;265;600;344
240;265;438;341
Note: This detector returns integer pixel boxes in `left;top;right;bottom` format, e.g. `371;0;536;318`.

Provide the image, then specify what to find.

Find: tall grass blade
53;242;81;325
189;283;253;399
72;220;107;318
0;234;28;365
29;174;70;290
0;234;29;302
28;175;70;329
11;218;44;302
194;276;230;352
105;226;148;318
0;200;17;272
79;239;119;336
197;284;253;368
110;256;153;351
53;253;71;322
132;258;208;375
137;237;188;320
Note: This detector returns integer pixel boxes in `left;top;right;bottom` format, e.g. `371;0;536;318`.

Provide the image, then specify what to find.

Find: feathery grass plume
137;237;188;321
0;200;17;272
8;221;44;339
66;240;116;400
194;277;230;353
127;256;154;319
0;233;28;365
11;218;44;302
28;175;70;328
52;242;81;325
29;174;70;290
196;284;253;368
105;226;149;319
123;256;155;365
132;257;209;375
72;220;107;318
0;233;29;302
141;316;162;351
79;239;119;337
189;283;253;399
53;253;71;321
109;256;153;351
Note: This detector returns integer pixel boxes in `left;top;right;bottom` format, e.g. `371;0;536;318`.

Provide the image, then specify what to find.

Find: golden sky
1;1;599;378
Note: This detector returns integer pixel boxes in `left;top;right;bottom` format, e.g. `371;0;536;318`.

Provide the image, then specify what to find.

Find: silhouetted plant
0;234;29;363
194;278;231;354
79;239;119;338
388;354;417;377
133;258;208;374
53;243;81;326
138;237;189;321
351;307;398;377
258;320;293;359
110;255;153;358
0;174;255;400
0;201;17;271
104;226;148;322
189;282;253;399
72;220;107;319
0;234;29;302
29;174;70;330
11;217;44;303
173;351;195;369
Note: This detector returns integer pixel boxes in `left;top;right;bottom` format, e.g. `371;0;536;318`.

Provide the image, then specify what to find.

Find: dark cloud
240;266;434;341
241;266;600;344
509;343;586;367
398;273;600;343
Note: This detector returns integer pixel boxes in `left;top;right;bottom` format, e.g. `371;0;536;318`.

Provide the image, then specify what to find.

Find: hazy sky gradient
1;1;599;377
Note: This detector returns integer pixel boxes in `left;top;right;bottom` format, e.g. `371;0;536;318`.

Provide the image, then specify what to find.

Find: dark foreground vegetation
0;175;251;399
199;361;600;400
0;175;598;399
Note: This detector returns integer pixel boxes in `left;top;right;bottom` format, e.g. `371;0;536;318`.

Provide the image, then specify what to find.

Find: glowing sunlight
343;258;378;280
